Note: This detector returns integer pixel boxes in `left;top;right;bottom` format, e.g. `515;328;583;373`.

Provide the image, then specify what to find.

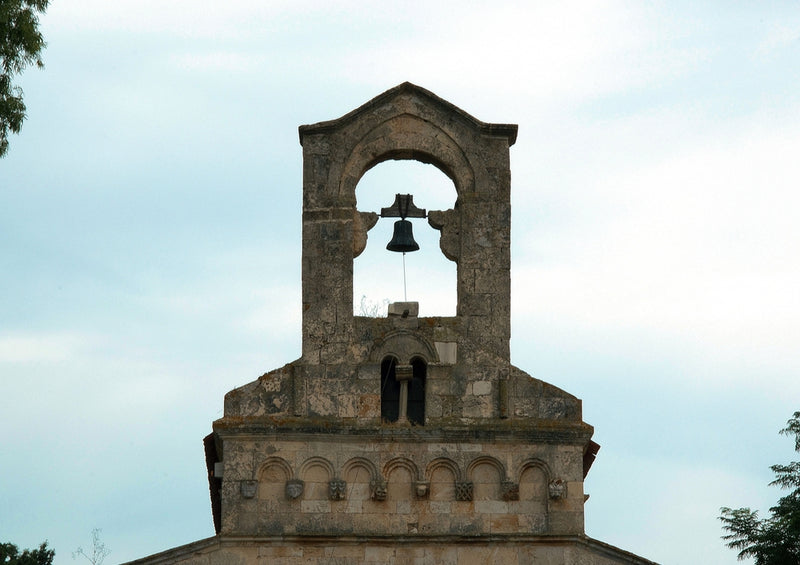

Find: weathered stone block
301;500;330;514
472;380;492;396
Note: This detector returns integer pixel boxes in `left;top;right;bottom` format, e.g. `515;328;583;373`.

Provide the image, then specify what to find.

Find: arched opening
380;355;426;426
380;356;400;423
354;160;456;317
407;357;426;426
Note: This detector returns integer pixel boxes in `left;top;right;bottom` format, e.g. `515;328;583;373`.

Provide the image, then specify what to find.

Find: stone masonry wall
222;313;583;424
216;435;586;538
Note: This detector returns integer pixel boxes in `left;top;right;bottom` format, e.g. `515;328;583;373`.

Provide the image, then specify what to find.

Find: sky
2;1;800;563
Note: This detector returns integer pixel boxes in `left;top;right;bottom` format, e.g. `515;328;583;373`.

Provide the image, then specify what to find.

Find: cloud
7;4;798;565
508;103;800;389
46;1;707;116
332;2;711;115
754;20;800;60
0;332;95;363
47;0;284;38
586;452;777;563
47;0;425;41
167;51;267;74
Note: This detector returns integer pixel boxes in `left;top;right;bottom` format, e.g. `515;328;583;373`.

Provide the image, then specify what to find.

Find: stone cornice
212;417;593;445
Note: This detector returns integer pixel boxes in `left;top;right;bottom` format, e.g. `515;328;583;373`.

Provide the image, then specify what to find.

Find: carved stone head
285;479;304;500
548;479;566;500
370;478;388;501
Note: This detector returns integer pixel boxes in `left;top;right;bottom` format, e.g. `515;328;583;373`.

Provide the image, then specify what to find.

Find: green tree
720;411;800;563
0;0;49;157
0;541;55;565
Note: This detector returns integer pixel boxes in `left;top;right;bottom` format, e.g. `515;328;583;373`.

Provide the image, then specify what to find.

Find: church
125;83;656;565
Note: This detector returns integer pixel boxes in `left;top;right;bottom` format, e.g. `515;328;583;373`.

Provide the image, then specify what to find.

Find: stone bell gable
124;83;657;565
297;81;516;365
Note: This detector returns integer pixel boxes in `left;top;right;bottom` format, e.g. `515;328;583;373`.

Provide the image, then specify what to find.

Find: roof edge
121;534;658;565
298;82;518;146
120;536;220;565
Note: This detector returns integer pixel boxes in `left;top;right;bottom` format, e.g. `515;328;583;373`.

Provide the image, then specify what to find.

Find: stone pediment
299;81;517;145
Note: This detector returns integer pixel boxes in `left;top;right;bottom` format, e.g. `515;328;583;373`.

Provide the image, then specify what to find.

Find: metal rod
402;252;407;301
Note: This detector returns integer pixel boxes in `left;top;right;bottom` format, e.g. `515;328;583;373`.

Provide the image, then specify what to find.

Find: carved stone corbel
455;481;474;501
370;478;388;501
285;479;304;500
501;480;519;501
427;209;460;262
240;480;258;499
329;478;346;501
548;479;566;500
353;211;379;258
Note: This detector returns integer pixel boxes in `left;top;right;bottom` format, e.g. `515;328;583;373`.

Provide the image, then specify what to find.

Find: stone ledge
212;418;593;445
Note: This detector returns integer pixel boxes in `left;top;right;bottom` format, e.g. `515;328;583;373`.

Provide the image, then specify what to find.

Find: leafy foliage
0;0;49;157
0;541;55;565
720;411;800;564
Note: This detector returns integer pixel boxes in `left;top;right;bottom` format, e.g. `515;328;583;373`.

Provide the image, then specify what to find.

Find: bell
386;219;419;253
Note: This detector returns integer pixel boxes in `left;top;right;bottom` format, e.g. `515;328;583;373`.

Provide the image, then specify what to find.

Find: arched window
380;356;400;423
407;357;426;426
380;355;426;426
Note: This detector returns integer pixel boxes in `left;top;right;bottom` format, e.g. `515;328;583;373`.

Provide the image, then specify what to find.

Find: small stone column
395;364;413;423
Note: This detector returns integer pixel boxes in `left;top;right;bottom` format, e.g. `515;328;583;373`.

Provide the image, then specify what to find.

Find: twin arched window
380;356;426;425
